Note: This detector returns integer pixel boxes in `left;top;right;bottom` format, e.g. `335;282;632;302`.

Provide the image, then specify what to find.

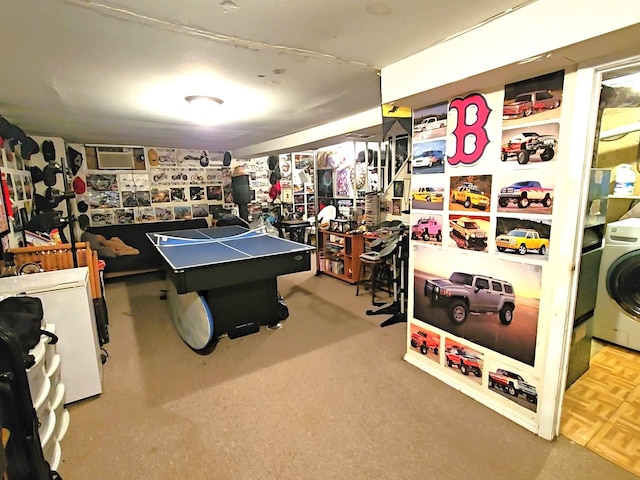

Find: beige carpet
57;268;635;480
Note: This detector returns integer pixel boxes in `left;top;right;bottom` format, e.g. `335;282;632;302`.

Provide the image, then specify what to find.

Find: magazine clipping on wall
76;146;278;227
407;70;565;419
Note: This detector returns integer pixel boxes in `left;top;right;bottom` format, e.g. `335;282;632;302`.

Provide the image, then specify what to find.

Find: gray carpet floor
57;268;636;479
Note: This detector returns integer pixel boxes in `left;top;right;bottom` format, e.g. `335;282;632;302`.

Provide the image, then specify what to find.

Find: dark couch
83;219;209;277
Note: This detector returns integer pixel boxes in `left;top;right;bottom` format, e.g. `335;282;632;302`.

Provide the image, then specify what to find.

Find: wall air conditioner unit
96;146;135;170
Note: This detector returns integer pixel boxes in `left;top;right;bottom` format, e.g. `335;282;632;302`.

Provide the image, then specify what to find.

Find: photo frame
316;168;334;198
393;180;404;198
19;207;29;228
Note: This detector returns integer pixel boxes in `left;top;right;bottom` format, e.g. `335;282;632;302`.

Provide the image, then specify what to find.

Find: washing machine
593;217;640;351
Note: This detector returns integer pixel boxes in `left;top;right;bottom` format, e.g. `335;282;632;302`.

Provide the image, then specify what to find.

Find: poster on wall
448;214;489;252
408;322;440;361
487;363;538;412
413;248;541;366
443;338;483;383
176;149;210;168
496;169;555;215
502;70;564;126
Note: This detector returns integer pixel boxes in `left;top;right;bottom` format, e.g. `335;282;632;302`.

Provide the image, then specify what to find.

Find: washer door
606;250;640;319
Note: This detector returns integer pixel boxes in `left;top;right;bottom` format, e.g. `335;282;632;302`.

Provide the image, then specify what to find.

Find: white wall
381;0;640;104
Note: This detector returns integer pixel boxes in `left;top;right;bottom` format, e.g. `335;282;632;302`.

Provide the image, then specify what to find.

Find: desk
148;226;314;350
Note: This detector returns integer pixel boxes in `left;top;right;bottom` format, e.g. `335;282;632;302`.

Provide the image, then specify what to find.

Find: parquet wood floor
561;342;640;476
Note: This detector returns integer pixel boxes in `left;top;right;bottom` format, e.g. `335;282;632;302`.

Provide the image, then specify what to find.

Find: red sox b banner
447;93;492;166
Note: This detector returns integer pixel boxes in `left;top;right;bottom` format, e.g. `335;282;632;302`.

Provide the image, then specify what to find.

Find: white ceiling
1;0;533;154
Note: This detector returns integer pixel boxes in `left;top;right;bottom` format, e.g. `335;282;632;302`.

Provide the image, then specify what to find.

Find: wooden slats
9;243;102;299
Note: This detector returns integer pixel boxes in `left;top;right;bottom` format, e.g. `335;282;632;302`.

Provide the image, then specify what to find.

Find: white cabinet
0;267;103;404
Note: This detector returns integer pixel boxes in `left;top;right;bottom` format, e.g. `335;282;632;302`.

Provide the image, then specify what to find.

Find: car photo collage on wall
81;147;276;227
407;70;565;415
0;141;35;250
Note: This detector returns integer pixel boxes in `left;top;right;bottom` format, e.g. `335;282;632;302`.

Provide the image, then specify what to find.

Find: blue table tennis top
147;226;314;271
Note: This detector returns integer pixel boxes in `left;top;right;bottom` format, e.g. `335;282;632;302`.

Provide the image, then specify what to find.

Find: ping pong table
148;225;315;351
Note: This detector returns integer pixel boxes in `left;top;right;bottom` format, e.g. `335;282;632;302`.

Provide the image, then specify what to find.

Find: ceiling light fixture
185;95;224;126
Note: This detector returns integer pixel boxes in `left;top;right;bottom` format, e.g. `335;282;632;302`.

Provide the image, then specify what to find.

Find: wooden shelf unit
318;229;364;284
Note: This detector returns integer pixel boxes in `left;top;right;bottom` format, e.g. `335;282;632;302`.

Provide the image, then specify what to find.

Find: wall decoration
12;205;22;232
23;176;32;200
170;188;187;202
408;322;441;361
15;176;24;201
503;70;564;126
174;205;192;220
500;123;560;166
151;168;170;185
487;364;538;412
393;180;404;198
189;170;206;184
136;207;155;222
114;208;135;224
177;149;210;168
19;207;28;226
89;190;120;208
392;198;402;216
413;138;446;174
151;188;170;203
496;170;555;214
121;191;137;208
449;175;492;212
189;186;205;201
119;172;150;191
135;191;151;207
90;209;114;226
3;143;13;165
443;338;483;383
14;149;23;170
413;102;448;144
411;174;445;211
413;248;541;366
154;206;173;221
447;93;492;167
86;173;117;191
317;169;333;198
6;174;14;202
192;203;208;218
448;214;489;252
146;147;176;167
495;217;551;258
170;169;189;185
206;185;223;201
410;214;443;244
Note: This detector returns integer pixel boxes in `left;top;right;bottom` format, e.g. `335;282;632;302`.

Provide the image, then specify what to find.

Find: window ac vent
97;147;134;170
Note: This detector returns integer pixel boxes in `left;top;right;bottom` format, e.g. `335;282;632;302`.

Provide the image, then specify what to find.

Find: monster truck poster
413;248;541;366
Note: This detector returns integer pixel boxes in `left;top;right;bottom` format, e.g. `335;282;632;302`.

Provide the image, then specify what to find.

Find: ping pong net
150;227;266;247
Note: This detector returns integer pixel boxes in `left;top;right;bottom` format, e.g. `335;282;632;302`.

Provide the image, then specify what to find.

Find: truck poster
413;248;541;366
408;71;564;403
